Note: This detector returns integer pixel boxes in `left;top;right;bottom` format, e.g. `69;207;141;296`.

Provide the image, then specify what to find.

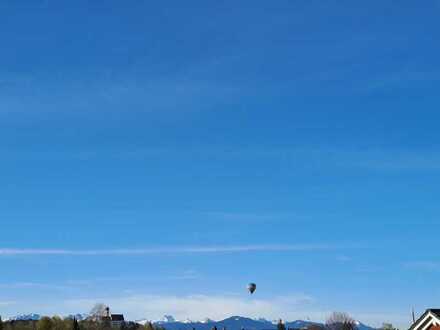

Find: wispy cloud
167;269;202;280
4;146;440;172
364;69;440;93
0;244;333;257
0;282;76;291
403;261;440;271
335;255;352;263
201;211;303;223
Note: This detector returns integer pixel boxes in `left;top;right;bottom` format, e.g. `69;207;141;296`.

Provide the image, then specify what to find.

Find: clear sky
1;1;440;328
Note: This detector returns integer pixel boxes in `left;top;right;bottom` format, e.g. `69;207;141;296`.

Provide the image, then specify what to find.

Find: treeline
0;312;398;330
0;317;165;330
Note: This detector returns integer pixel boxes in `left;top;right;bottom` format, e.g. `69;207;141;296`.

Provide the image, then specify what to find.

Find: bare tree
326;312;357;330
89;303;108;321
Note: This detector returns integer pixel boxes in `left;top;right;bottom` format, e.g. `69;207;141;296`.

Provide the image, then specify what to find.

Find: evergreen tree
0;315;3;330
73;318;80;330
277;320;286;330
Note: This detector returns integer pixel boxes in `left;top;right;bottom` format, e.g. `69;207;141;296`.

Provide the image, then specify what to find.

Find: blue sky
1;0;440;328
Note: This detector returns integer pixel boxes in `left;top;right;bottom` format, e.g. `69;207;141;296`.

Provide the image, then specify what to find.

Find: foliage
381;324;397;330
52;317;66;330
37;317;54;330
3;320;36;330
2;319;157;330
307;325;326;330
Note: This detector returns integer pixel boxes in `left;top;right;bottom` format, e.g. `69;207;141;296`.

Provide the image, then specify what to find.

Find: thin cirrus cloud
403;261;440;271
0;244;334;256
0;282;71;290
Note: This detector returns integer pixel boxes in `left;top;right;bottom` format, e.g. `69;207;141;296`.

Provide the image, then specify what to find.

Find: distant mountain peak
161;315;177;323
202;318;215;324
134;314;376;330
5;314;41;321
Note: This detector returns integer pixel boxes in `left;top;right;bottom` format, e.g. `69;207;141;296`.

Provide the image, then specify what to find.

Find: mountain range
137;316;377;330
4;314;376;330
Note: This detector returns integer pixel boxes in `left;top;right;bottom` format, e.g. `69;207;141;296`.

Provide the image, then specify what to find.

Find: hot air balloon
247;283;256;294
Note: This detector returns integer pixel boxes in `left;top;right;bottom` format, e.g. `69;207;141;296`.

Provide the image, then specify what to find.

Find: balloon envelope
247;283;256;294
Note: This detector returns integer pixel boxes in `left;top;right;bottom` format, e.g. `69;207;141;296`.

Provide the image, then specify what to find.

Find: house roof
429;310;440;319
409;309;440;330
111;314;125;321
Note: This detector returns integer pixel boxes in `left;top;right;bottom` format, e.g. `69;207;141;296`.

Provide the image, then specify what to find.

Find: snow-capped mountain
4;312;376;330
5;313;89;322
159;315;177;323
136;315;179;326
144;315;314;330
135;319;151;326
132;315;376;330
5;314;41;321
202;318;215;324
285;320;322;329
355;321;376;330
